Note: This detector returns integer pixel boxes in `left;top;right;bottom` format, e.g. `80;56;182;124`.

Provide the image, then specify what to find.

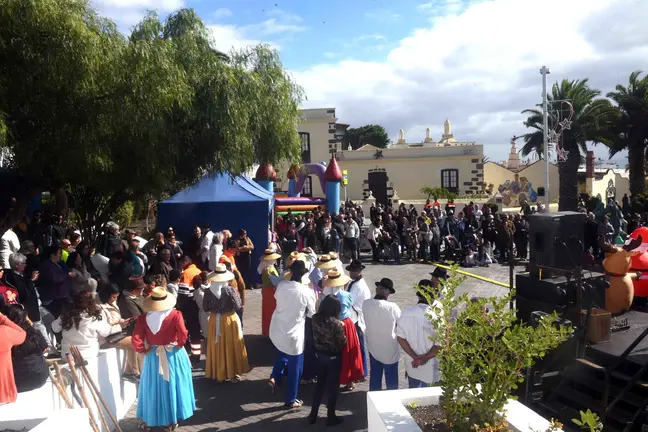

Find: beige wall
589;170;630;201
339;155;483;200
484;161;559;202
274;108;484;201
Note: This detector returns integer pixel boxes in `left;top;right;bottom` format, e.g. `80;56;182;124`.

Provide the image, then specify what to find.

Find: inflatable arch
294;163;328;195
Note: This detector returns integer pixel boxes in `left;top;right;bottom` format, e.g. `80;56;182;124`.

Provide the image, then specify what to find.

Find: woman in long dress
322;269;365;390
204;264;249;383
259;249;281;337
131;287;195;431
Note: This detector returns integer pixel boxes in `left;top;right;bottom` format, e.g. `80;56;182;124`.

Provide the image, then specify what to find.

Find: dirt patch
406;404;451;432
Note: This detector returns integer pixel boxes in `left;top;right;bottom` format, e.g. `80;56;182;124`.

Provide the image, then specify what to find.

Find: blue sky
95;0;647;165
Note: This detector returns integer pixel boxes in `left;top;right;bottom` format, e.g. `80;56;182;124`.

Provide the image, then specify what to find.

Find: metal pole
540;66;551;207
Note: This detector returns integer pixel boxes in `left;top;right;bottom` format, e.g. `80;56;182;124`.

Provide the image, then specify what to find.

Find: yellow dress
203;286;249;381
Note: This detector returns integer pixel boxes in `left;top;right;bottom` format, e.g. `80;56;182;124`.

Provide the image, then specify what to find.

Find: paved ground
119;258;522;432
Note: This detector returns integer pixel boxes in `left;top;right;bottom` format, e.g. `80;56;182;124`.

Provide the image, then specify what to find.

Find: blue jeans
369;354;399;391
356;323;368;378
271;349;304;405
408;376;430;389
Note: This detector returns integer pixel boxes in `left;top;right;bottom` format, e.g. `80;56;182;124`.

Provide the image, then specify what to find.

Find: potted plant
407;267;573;431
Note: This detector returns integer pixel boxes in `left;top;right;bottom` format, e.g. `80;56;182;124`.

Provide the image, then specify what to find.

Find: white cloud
92;0;184;30
292;0;647;163
212;8;233;19
243;18;306;36
207;25;264;52
267;8;303;22
417;0;467;15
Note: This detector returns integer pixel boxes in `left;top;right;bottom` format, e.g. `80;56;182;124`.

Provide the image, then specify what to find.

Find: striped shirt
177;283;194;297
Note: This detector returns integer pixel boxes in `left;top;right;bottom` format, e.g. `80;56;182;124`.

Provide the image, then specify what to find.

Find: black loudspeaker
515;271;608;325
537;187;545;197
528;212;585;272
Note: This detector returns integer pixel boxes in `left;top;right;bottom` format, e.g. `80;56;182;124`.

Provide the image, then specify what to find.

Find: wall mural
496;173;538;206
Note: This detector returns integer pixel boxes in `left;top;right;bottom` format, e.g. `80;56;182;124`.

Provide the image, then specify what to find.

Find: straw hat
283;260;310;284
143;287;177;312
328;252;339;260
316;254;336;270
262;248;281;261
287;251;305;267
323;269;351;288
206;264;235;283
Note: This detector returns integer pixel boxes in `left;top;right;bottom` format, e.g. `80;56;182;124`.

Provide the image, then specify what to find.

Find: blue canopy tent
157;174;273;285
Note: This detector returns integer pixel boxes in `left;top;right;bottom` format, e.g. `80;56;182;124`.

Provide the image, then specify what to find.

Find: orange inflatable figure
627;227;648;298
600;236;643;315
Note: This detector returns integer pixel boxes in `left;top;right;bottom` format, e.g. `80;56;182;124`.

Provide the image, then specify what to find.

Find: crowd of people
1;191;648;429
0;212;258;431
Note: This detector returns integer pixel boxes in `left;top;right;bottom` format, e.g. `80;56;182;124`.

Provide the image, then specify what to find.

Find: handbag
104;318;136;345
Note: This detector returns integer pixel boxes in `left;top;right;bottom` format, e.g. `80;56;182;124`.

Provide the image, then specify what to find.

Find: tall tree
343;124;390;150
0;2;303;240
521;79;615;211
606;70;648;197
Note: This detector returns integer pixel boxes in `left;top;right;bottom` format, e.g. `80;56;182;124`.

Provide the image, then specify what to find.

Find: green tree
606;70;648;197
520;79;615;211
343;124;390;150
0;2;303;241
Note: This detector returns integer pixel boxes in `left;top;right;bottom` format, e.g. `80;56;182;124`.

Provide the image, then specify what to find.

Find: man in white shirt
345;259;371;380
200;224;214;269
0;226;20;269
396;279;441;388
269;260;317;408
343;217;360;261
366;219;383;262
363;277;401;391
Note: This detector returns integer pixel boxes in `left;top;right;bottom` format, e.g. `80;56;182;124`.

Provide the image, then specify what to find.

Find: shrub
114;201;135;227
417;267;572;432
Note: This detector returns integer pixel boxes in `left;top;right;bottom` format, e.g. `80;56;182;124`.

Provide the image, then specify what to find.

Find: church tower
397;129;406;145
440;119;456;144
507;137;521;170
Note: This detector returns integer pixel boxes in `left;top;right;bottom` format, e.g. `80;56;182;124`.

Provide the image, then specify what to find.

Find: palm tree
520;79;616;211
606;71;648;197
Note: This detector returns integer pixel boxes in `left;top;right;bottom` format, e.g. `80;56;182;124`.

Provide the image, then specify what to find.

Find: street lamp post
540;66;551;207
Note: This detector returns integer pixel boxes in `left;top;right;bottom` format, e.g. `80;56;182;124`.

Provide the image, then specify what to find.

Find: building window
299;132;310;152
328;142;342;153
303;177;313;197
299;132;311;163
441;169;458;192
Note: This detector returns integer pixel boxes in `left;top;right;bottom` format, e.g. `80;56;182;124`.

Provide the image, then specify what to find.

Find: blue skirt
137;346;196;427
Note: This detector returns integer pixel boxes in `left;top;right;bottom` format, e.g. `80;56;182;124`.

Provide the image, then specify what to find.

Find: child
480;241;495;266
463;248;476;267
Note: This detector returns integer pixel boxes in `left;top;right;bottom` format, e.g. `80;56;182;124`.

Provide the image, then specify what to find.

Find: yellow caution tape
432;263;515;289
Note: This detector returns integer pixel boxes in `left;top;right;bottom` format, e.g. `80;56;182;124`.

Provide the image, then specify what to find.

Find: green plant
572;409;603;431
114;201;135;227
420;186;457;201
417;266;572;432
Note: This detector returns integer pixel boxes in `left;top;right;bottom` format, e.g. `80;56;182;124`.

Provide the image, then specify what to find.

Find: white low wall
31;409;92;432
0;347;137;432
367;387;560;432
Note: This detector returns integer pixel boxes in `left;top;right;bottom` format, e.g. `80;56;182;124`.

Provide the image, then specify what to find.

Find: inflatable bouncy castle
274;156;343;216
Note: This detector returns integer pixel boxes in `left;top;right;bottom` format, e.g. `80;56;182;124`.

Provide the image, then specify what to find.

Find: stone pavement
119;259;522;432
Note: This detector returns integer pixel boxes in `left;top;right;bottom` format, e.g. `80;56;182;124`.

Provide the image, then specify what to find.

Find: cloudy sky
94;0;647;164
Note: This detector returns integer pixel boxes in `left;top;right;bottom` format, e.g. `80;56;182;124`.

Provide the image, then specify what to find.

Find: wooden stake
66;352;100;432
82;368;110;432
53;363;75;409
71;346;123;432
48;368;73;409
